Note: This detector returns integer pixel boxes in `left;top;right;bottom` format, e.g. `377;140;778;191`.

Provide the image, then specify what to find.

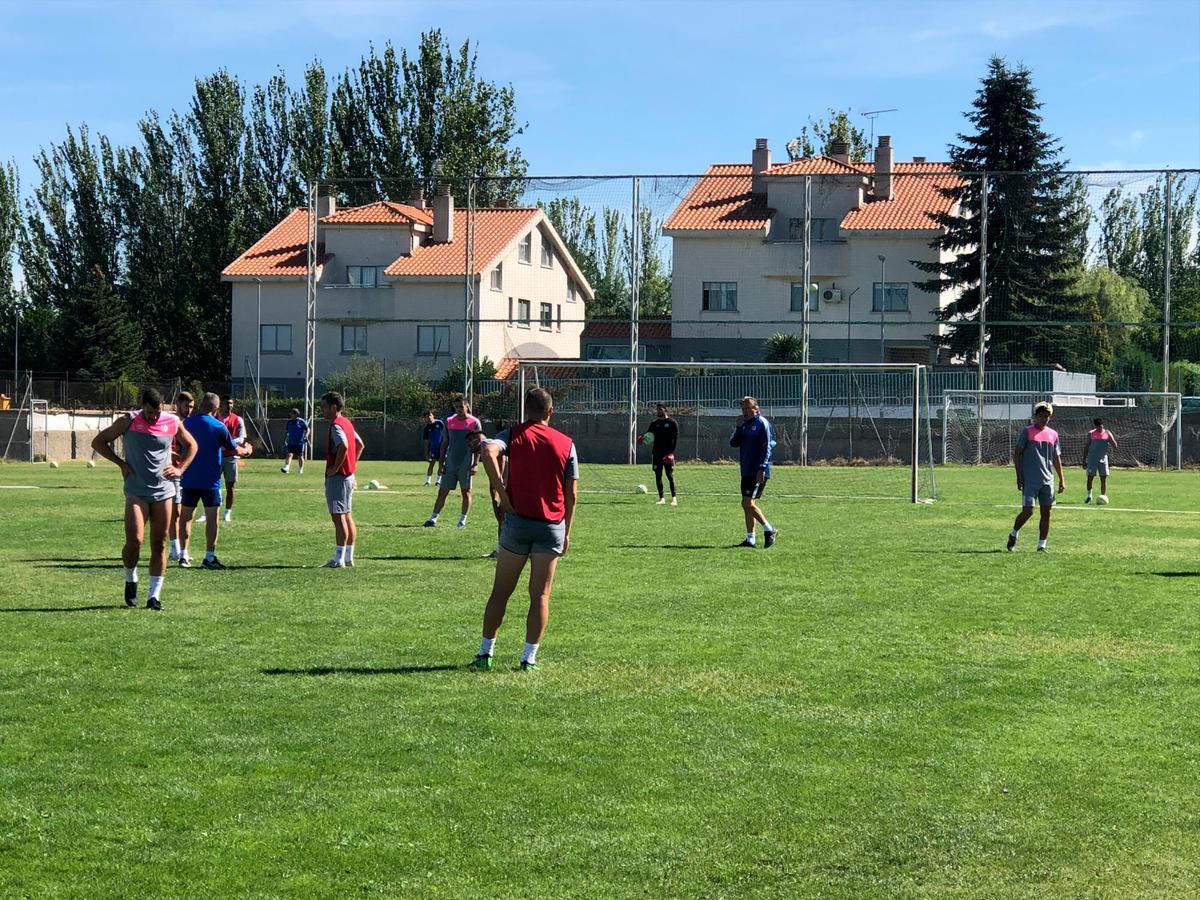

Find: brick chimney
831;141;850;166
433;184;454;243
751;138;771;195
875;135;894;201
409;186;427;210
316;187;336;219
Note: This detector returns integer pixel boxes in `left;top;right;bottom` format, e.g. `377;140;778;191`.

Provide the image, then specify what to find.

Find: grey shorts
1087;460;1110;477
171;477;182;502
326;474;355;514
1022;484;1056;508
500;513;566;557
222;457;239;484
441;461;473;492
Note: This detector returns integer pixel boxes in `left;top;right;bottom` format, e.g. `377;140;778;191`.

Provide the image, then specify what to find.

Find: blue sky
1;0;1197;177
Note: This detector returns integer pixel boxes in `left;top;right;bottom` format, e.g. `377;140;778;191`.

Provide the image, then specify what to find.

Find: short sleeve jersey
445;414;482;467
422;420;446;451
1016;423;1061;488
490;423;579;523
1086;428;1113;467
286;417;309;446
645;417;679;458
182;413;236;491
123;411;180;501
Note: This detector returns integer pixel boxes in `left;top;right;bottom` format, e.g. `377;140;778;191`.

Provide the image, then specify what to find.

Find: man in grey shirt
424;395;482;529
1006;402;1066;553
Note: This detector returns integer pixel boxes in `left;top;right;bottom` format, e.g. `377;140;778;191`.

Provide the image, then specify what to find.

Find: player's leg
344;512;357;566
123;497;148;606
1086;472;1095;501
223;465;236;522
654;461;665;501
325;512;349;567
282;448;293;473
521;551;560;669
146;500;170;609
425;457;435;484
471;547;528;669
740;494;758;545
1037;503;1052;548
1008;502;1033;550
200;491;223;568
1099;463;1108;501
178;502;196;565
665;462;677;502
426;478;452;525
457;485;471;527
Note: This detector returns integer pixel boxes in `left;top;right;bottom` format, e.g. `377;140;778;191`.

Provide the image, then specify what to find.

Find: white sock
763;520;775;532
1086;490;1092;498
428;512;438;522
170;539;181;555
745;531;756;544
204;550;215;562
148;575;163;600
424;477;431;485
345;544;354;564
479;636;496;657
522;642;539;664
1009;529;1018;539
282;465;290;473
1037;539;1047;549
124;567;137;584
458;514;467;525
334;545;346;563
224;508;232;521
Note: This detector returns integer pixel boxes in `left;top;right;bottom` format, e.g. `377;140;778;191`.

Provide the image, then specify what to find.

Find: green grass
1;460;1198;898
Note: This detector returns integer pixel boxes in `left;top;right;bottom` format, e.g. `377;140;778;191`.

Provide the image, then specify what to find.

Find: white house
663;136;964;364
222;187;594;394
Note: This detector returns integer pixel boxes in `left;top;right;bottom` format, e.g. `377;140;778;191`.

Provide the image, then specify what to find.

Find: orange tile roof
582;319;672;339
222;208;326;278
321;201;434;226
384;208;539;277
494;357;580;381
663;160;959;234
840;163;962;231
663;165;772;232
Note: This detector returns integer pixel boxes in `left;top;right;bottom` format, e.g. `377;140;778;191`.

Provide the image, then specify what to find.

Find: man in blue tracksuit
729;395;778;548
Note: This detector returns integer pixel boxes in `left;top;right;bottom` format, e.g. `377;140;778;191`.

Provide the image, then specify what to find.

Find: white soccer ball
85;460;96;468
48;460;59;469
1097;495;1109;505
635;484;648;494
367;479;381;491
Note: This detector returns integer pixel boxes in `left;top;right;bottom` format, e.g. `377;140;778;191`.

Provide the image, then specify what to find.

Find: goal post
514;359;937;503
942;389;1183;470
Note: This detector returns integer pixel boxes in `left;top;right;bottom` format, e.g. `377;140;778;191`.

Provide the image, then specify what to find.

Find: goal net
941;390;1182;469
506;360;939;502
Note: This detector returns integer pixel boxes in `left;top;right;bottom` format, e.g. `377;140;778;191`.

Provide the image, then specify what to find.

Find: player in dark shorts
729;395;778;548
641;402;680;505
422;410;446;486
281;408;308;474
91;387;197;610
179;393;254;569
469;388;578;671
168;391;194;561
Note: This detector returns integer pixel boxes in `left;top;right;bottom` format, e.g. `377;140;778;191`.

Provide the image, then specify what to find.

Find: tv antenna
861;108;898;160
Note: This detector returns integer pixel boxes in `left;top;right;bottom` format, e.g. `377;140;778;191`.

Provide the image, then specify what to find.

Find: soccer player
1007;401;1066;552
424;396;481;528
167;391;195;562
281;408;309;474
641;402;680;505
91;387;197;610
730;396;778;548
179;392;253;569
421;410;446;486
321;390;365;569
218;397;248;522
469;387;577;671
1084;418;1118;504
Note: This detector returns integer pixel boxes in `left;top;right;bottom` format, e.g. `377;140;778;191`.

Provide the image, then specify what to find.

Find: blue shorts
1022;484;1056;508
181;486;222;509
286;443;304;456
740;473;767;499
500;513;566;557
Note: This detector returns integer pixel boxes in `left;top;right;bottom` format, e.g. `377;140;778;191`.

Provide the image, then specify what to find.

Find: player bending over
92;387;197;610
469;388;577;671
1007;402;1066;552
1084;418;1118;504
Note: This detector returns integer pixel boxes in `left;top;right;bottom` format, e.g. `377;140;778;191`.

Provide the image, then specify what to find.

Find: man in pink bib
1007;402;1066;553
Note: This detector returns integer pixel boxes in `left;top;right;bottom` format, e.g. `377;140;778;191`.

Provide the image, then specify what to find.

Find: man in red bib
470;387;578;671
321;391;364;568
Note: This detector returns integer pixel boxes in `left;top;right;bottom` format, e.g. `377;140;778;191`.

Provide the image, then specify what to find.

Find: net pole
976;173;988;466
304;180;318;463
1176;399;1183;470
518;366;526;421
910;365;920;502
923;366;938;500
1161;171;1172;470
801;175;811;466
628;177;640;465
464;179;476;405
941;392;949;464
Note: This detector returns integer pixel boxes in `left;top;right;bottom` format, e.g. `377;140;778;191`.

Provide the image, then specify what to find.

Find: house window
507;297;513;325
567;280;577;303
341;325;368;353
556;304;562;332
702;281;737;311
490;263;503;291
541;239;553;268
259;324;292;353
790;283;819;312
519;233;532;264
517;298;531;327
540;303;553;329
417;325;451;355
347;265;384;287
787;218;839;241
872;282;910;312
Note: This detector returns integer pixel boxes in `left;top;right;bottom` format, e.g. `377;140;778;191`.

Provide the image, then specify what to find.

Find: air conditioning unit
823;288;843;303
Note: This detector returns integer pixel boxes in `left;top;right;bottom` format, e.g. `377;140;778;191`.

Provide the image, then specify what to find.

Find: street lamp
254;277;263;419
877;254;886;362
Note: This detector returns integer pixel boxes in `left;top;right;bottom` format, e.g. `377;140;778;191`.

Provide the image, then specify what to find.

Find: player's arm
756;421;773;483
355;431;365;455
1053;448;1066;493
481;440;513;513
326;433;348;477
1109;432;1118;449
729;422;742;447
561;446;579;556
1012;444;1024;488
92;414;133;477
166;424;198;478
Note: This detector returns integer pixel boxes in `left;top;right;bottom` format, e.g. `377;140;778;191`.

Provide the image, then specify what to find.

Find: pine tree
914;57;1086;367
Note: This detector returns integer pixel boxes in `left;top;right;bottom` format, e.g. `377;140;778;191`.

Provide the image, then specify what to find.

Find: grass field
1;460;1198;897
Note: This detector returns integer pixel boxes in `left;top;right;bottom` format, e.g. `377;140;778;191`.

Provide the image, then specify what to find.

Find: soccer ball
48;460;59;469
635;484;648;494
1097;495;1109;505
85;460;96;468
642;431;654;446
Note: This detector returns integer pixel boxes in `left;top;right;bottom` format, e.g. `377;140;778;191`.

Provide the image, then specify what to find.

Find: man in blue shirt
281;408;309;475
729;395;778;548
421;410;446;486
179;392;253;569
